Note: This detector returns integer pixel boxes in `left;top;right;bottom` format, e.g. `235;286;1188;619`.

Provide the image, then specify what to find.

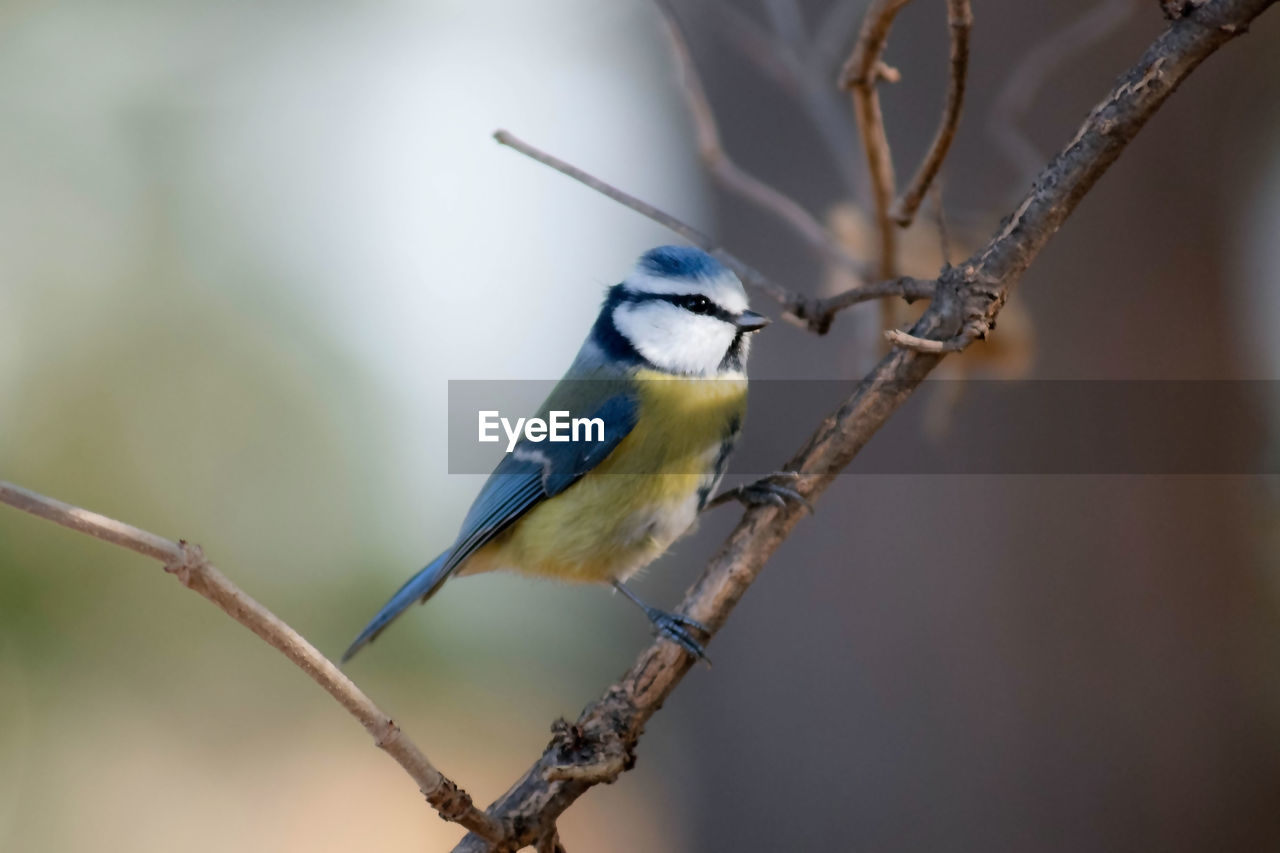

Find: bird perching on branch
342;246;804;663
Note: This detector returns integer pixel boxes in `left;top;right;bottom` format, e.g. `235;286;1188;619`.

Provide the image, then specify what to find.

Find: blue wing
341;392;638;662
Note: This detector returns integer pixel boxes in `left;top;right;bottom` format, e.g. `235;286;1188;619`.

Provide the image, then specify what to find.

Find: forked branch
787;276;935;334
841;0;914;278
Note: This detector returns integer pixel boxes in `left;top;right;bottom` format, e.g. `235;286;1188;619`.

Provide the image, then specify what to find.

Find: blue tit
342;245;790;663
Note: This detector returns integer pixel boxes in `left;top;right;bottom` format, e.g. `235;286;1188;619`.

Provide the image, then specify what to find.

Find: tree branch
0;480;504;845
884;325;969;352
786;276;935;335
455;0;1275;847
840;0;914;279
890;0;972;227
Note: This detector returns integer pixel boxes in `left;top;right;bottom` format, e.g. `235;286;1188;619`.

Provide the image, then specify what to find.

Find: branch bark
0;480;505;844
841;0;914;279
455;0;1275;847
787;276;935;334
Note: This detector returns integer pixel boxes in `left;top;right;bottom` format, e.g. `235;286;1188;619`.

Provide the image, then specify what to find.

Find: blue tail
341;551;452;663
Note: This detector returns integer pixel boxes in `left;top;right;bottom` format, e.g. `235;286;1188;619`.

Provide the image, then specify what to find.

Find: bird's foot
705;471;813;513
644;607;711;662
612;580;711;662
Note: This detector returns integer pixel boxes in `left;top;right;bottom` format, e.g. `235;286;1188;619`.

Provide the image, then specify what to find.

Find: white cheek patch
613;302;738;376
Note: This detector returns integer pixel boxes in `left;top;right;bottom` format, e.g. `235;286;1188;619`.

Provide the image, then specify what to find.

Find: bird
341;245;805;664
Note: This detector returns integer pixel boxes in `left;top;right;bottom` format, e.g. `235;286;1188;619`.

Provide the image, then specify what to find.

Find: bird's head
599;245;769;377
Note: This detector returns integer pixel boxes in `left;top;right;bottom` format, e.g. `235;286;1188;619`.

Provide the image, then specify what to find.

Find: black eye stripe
632;291;736;322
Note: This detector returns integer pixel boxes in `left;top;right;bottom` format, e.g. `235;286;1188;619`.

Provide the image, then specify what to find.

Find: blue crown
637;245;728;280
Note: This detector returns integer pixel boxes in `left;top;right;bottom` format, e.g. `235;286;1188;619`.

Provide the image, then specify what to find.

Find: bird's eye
682;295;713;315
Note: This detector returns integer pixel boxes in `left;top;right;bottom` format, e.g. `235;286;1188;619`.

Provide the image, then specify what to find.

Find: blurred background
2;0;1279;850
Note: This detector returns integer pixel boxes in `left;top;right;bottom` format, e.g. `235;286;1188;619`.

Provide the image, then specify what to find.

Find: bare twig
654;0;872;280
0;480;504;844
841;0;914;279
495;130;923;329
456;2;1274;847
786;276;935;334
492;130;711;263
884;326;970;352
493;129;792;306
890;0;973;227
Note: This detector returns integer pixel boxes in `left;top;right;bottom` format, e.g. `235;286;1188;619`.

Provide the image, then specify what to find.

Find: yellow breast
464;371;747;584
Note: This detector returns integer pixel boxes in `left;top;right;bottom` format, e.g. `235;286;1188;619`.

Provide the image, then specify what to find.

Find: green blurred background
3;1;1280;851
0;1;701;849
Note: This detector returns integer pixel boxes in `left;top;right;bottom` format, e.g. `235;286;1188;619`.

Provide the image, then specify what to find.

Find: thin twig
494;130;923;330
786;276;935;334
493;129;792;306
456;2;1274;846
492;130;708;259
890;0;973;227
0;480;504;844
884;326;968;352
653;0;872;280
841;0;914;280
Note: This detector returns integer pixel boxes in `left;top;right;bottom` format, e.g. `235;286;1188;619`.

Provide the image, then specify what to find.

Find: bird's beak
733;310;771;332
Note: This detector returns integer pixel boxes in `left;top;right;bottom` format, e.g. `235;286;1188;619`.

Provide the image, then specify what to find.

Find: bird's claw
708;471;814;513
645;608;710;662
